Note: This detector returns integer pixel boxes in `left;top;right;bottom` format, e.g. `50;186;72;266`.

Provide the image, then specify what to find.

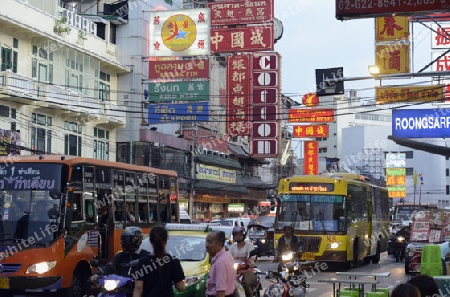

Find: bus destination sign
289;182;334;192
336;0;450;20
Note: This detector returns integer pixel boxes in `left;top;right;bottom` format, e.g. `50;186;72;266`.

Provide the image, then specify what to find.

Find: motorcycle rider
274;223;301;271
90;226;148;295
228;225;257;297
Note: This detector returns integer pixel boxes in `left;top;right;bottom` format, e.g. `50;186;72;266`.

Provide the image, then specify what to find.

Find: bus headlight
327;242;342;249
26;261;57;274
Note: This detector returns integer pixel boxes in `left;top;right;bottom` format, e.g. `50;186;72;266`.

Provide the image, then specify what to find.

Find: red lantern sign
302;93;319;107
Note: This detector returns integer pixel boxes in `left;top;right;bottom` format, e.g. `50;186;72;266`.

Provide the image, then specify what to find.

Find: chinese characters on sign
431;23;450;49
288;108;335;123
149;9;210;57
293;125;329;138
375;44;410;75
376;16;409;42
210;26;274;53
304;141;318;175
208;0;274;26
226;55;251;136
149;59;209;80
376;85;444;104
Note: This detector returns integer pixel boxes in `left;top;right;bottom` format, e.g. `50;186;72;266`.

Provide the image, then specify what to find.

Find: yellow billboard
376;16;409;42
376;85;444;104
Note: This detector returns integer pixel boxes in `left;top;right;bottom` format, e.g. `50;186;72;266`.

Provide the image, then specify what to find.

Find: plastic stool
376;287;390;297
366;292;385;297
339;290;359;297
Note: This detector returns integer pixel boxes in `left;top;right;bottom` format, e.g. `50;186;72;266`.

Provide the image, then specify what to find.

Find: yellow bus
275;173;390;268
0;155;179;297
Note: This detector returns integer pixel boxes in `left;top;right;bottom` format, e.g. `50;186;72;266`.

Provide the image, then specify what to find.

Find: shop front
193;194;230;221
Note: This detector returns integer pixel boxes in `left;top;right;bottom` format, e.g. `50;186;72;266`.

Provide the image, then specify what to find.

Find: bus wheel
372;242;381;264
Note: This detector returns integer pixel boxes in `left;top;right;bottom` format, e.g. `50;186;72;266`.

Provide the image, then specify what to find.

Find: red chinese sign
301;93;319;107
432;52;450;72
293;125;329;138
210;26;274;54
288;109;335;123
304;141;318;175
226;55;251;136
336;0;450;20
149;59;209;80
375;44;410;75
375;16;409;42
208;0;274;26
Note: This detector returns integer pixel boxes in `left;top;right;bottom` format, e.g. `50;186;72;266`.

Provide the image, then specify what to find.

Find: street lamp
368;65;381;77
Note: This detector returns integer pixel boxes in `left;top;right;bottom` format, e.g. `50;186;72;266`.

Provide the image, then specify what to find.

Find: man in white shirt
228;225;256;297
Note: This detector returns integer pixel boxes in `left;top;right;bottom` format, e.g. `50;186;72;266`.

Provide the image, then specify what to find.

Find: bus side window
85;200;94;223
138;202;150;222
71;193;83;222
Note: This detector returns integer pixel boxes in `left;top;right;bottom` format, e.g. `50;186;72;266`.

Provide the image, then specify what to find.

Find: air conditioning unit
203;148;207;154
207;150;213;155
219;153;225;158
213;151;219;156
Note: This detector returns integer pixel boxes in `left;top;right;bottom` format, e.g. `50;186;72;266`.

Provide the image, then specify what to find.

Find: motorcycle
263;266;309;297
91;260;135;297
393;233;407;262
233;248;264;297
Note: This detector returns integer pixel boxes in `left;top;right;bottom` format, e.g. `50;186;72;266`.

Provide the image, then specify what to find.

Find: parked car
180;210;192;224
210;217;251;229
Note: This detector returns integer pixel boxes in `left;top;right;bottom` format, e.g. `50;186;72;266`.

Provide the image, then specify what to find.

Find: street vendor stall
405;208;450;275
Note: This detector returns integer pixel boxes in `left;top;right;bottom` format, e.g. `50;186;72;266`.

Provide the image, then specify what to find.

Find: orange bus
0;155;179;297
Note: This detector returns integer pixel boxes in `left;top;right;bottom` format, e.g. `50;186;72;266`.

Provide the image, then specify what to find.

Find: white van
210;217;250;229
179;210;192;224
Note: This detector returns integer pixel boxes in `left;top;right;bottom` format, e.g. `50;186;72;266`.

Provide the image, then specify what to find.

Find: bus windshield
277;194;346;232
0;163;67;246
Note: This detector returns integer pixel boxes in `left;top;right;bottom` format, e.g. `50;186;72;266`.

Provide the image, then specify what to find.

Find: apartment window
96;71;110;101
447;185;449;195
447;168;449;177
31;43;53;83
64;121;82;156
0;105;9;117
94;127;109;160
406;167;414;176
31;113;52;154
1;45;18;73
319;147;328;153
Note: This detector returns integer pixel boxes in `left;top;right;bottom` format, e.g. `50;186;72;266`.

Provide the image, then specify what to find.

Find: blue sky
273;1;434;104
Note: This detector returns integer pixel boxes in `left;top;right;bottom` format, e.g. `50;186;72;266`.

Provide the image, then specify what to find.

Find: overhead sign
210;26;274;53
149;9;210;57
392;108;450;138
252;122;278;138
253;72;278;87
293;125;329;138
432;51;450;72
376;85;444;104
252;105;277;121
253;54;278;70
336;0;450;20
375;16;409;42
253;88;278;104
315;67;344;96
386;153;406;168
148;81;209;101
375;44;410;75
302;93;320;107
304;141;318;175
148;101;209;123
149;59;209;80
431;23;450;49
208;0;274;26
288;108;335;123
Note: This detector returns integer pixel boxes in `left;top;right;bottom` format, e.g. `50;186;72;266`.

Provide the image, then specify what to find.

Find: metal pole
419;184;422;205
413;184;416;205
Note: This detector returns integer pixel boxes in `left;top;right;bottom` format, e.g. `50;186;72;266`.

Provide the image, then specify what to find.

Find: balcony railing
0;70;125;126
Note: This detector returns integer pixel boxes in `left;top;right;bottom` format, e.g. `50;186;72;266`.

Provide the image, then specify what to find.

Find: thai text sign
210;26;274;53
149;59;209;80
388;186;406;198
336;0;450;20
196;164;236;183
304;141;318;175
148;81;209;102
208;0;274;26
293;125;329;138
375;16;409;42
149;9;210;57
375;44;410;75
148;101;209;123
376;85;443;104
386;168;406;186
392;108;450;138
288;108;334;123
0;130;21;155
227;55;251;135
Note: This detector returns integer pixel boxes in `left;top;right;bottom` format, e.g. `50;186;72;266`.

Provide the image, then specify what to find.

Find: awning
229;143;249;157
388;135;450;157
194;180;249;194
244;176;276;189
196;154;241;169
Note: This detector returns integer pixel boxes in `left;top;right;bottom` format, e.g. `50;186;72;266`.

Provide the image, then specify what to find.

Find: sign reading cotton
392;109;450;138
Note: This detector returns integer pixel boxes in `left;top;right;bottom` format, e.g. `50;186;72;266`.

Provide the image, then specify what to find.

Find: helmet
283;223;294;231
121;226;143;252
232;225;246;241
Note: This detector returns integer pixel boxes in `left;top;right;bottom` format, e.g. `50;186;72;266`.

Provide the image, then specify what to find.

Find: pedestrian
132;225;185;297
407;274;440;297
391;283;421;297
205;230;236;297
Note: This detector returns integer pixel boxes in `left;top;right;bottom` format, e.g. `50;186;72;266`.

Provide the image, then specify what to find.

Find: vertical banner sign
251;52;280;158
226;55;252;136
375;44;410;75
304;141;318;175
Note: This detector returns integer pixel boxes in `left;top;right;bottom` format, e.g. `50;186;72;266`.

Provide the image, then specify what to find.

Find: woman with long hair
132;225;185;297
